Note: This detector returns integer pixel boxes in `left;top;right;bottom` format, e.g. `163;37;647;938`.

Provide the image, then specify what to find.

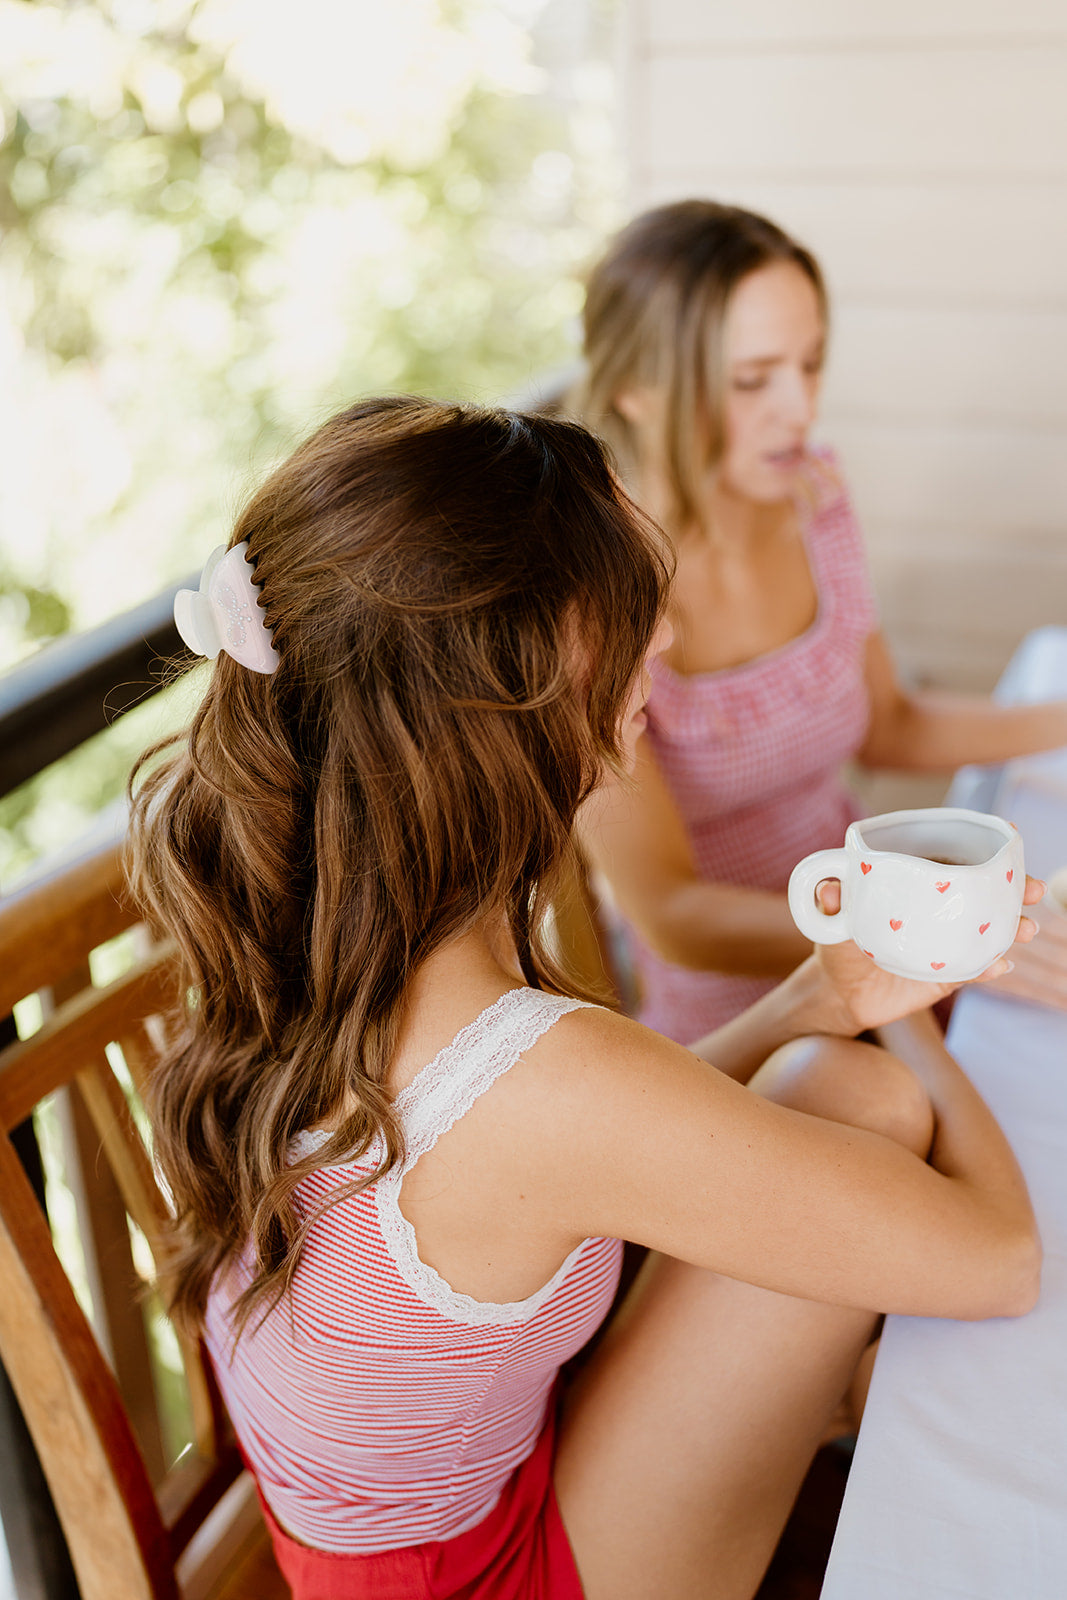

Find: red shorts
257;1404;584;1600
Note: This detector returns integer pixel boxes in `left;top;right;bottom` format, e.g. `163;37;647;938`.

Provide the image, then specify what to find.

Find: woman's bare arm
534;947;1039;1323
859;630;1067;772
577;740;810;978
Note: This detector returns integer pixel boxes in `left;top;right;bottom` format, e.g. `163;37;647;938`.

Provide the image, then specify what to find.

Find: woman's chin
722;459;805;505
753;471;802;504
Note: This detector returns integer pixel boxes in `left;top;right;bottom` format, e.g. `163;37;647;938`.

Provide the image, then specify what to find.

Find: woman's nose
779;367;818;428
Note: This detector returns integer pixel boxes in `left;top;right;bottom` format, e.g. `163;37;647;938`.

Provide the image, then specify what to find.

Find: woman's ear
613;385;654;427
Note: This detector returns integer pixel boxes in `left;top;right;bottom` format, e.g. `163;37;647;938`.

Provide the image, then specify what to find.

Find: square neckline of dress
654;455;833;686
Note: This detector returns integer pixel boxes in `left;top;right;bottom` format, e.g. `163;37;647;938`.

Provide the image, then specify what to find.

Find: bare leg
845;1336;879;1428
875;1003;957;1089
554;1037;932;1600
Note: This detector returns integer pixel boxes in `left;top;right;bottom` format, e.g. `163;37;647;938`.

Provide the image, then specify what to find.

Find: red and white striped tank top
203;987;623;1554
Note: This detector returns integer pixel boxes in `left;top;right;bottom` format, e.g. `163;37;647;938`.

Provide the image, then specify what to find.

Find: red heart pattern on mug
979;922;990;935
860;861;872;875
1006;869;1013;883
889;918;903;931
931;961;946;970
935;881;950;893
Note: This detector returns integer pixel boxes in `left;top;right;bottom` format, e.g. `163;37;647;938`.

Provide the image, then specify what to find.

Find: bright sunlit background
0;0;622;879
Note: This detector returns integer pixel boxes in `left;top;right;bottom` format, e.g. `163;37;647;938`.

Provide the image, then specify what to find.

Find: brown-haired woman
129;397;1041;1600
572;198;1067;1044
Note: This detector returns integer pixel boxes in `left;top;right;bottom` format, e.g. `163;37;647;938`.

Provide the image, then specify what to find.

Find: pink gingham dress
621;446;878;1042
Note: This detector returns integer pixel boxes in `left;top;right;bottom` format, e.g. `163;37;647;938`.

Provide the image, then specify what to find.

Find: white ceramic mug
787;807;1024;982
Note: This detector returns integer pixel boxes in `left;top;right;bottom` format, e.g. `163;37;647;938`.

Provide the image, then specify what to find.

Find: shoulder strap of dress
394;988;596;1168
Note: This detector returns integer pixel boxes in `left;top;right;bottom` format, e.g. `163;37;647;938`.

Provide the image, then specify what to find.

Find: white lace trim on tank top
291;987;598;1327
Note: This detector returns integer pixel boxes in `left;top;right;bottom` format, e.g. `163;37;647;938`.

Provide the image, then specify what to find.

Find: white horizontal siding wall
622;1;1067;702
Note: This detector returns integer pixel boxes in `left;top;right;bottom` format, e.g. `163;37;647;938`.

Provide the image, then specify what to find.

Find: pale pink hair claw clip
174;541;280;675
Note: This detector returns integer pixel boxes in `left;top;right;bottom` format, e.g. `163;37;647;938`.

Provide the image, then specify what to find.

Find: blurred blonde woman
573;199;1067;1042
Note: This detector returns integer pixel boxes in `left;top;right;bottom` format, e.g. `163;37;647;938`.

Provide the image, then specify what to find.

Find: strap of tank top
394;988;595;1170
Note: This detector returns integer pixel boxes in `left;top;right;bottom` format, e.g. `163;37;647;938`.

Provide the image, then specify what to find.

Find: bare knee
749;1035;935;1157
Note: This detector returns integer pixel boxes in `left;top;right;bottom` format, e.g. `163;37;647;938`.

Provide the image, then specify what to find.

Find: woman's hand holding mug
988;864;1067;1013
787;807;1043;1036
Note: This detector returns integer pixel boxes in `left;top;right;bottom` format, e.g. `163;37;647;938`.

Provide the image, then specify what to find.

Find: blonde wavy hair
570;199;827;529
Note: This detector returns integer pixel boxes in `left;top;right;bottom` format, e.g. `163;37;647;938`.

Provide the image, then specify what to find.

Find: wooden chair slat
158;1446;245;1560
0;1132;176;1600
0;834;285;1598
551;851;622;1005
49;981;226;1464
120;1017;164;1101
0;954;179;1132
74;1056;170;1249
175;1473;271;1600
0;840;131;1018
40;960;168;1480
56;1075;169;1484
181;1330;229;1465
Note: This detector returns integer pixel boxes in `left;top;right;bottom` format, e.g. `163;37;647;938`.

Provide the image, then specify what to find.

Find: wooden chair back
0;835;266;1600
551;850;625;1008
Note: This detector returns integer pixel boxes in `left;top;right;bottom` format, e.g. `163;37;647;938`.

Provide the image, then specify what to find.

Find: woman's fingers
1034;896;1067;943
972;957;1016;985
991;964;1067;1010
988;904;1067;1011
809;873;1048;1025
814;878;841;915
968;900;1043;985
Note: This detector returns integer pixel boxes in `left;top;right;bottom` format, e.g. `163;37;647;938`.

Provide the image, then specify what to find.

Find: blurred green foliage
0;0;617;880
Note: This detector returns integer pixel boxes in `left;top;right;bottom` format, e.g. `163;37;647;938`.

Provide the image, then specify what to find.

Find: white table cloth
821;627;1067;1600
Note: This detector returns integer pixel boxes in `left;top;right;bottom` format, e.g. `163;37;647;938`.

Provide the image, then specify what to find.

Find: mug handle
788;848;853;944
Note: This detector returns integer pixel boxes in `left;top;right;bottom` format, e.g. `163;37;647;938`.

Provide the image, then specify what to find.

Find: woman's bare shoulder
533;1000;698;1074
511;1000;736;1140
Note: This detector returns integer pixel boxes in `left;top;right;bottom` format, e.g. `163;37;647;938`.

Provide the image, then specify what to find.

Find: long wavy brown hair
570;199;827;529
127;397;669;1335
